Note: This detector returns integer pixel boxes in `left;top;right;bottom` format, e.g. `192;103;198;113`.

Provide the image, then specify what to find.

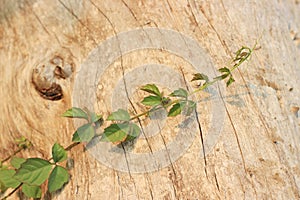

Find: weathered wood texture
1;0;300;199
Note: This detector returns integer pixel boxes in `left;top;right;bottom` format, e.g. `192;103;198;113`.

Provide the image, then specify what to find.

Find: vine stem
65;142;81;151
0;184;22;200
192;43;256;95
127;43;256;121
2;44;256;163
190;78;219;95
47;142;81;162
129;99;181;121
0;44;257;200
1;147;24;164
1;138;32;164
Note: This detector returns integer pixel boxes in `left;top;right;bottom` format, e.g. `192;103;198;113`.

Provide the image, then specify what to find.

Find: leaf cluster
0;45;255;199
62;107;103;143
102;109;141;144
0;143;69;198
140;84;196;117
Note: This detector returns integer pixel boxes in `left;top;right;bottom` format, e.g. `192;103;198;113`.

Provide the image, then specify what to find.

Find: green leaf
235;47;243;56
15;136;31;149
14;136;26;143
52;143;67;163
161;97;171;106
101;123;129;143
141;95;162;106
214;73;229;81
226;76;235;87
0;164;7;170
62;107;88;120
14;158;52;186
235;51;249;61
22;184;42;198
11;157;26;169
140;84;161;97
168;103;182;117
169;88;188;99
0;180;7;192
48;166;69;193
218;67;230;73
234;46;250;61
72;131;81;142
74;123;95;142
91;112;103;123
168;100;196;117
107;109;130;122
125;123;141;142
0;169;21;189
191;73;209;82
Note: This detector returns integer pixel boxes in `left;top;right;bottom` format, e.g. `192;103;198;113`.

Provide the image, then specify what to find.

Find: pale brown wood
1;0;300;199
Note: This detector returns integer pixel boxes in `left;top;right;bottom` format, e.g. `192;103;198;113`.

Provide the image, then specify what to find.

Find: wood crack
197;3;232;58
120;0;154;45
116;171;124;200
194;110;208;177
219;0;233;25
88;3;153;199
24;0;62;46
213;1;300;195
90;0;155;154
235;52;299;197
214;170;220;192
121;0;138;22
157;123;178;199
179;66;209;178
57;0;97;45
158;123;177;174
166;0;173;12
120;143;141;200
225;106;247;172
145;173;154;200
187;0;200;28
180;67;208;178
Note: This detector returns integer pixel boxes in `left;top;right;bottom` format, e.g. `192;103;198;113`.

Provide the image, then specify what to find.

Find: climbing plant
0;44;256;199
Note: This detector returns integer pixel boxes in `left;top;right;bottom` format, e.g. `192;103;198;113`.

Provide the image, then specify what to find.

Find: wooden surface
0;0;300;199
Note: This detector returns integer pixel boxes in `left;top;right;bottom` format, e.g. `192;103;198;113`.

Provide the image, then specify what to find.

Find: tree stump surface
0;1;300;199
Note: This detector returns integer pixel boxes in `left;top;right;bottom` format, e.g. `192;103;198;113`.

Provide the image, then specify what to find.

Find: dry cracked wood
0;0;300;199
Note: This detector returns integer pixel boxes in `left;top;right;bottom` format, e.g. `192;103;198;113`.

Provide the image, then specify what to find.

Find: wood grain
0;0;300;199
